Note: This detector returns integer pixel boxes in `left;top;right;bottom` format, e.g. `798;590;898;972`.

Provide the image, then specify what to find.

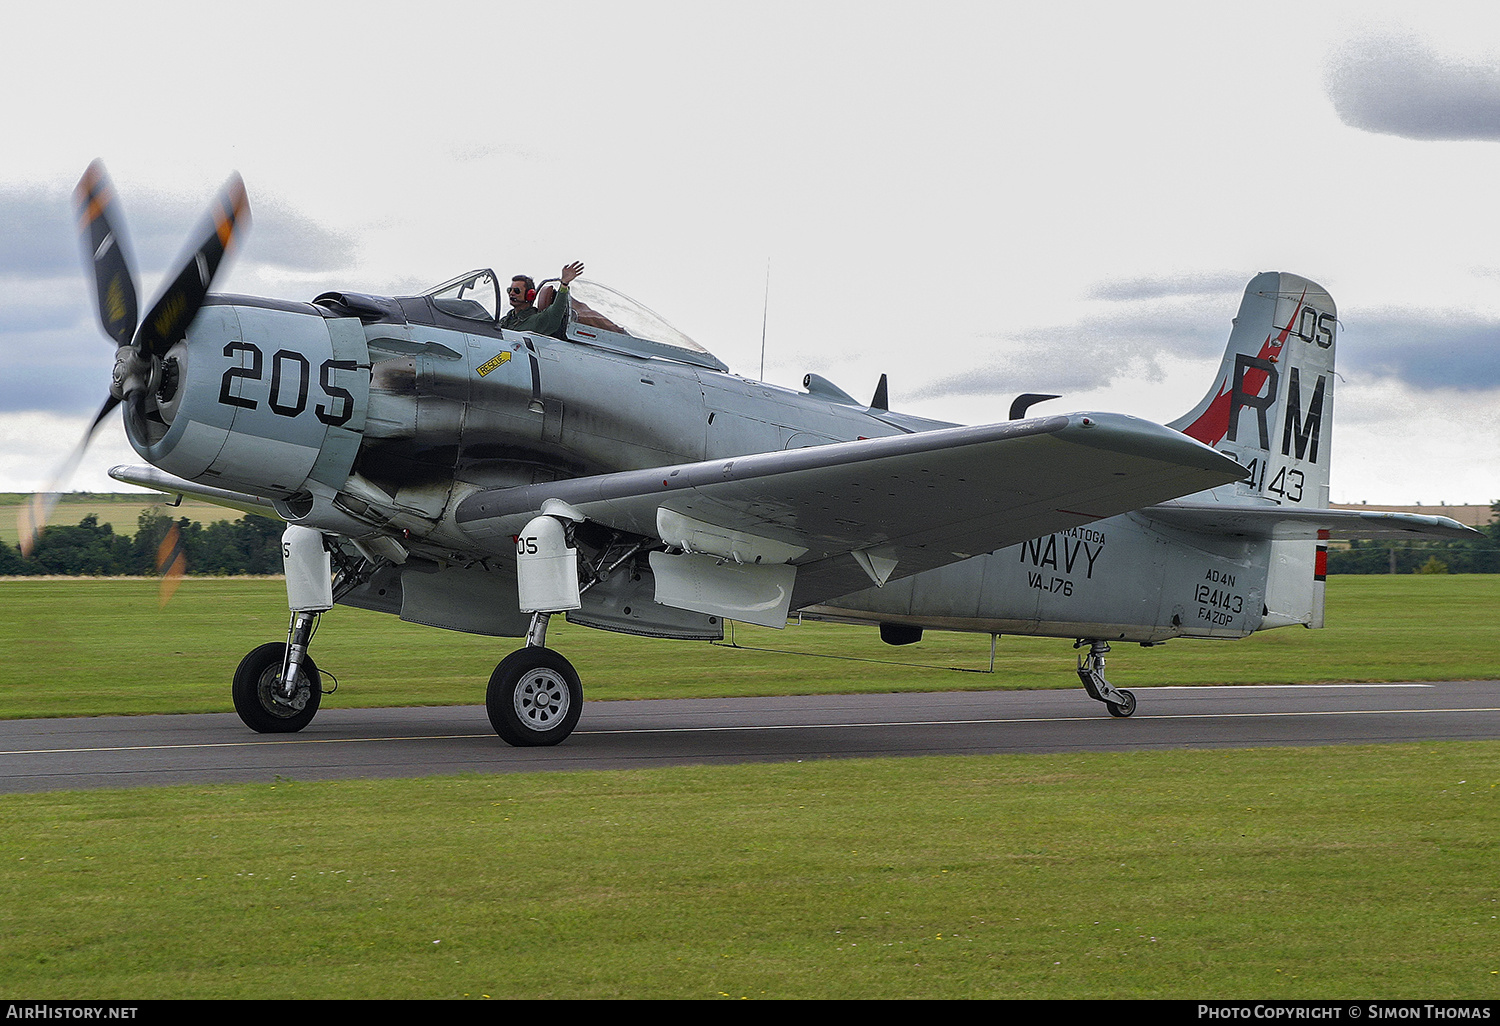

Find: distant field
0;492;246;547
0;575;1494;719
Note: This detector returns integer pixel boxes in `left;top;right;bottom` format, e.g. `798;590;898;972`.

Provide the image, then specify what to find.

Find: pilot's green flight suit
499;285;570;337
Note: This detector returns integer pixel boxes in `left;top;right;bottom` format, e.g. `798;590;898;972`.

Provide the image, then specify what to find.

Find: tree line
2;504;1496;577
1323;501;1500;575
0;510;283;576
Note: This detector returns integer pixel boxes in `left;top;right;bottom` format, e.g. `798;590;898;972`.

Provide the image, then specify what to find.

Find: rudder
1169;272;1338;629
1170;271;1337;510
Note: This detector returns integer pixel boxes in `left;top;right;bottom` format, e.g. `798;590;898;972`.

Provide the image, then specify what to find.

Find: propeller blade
135;172;250;357
75;160;140;349
156;520;187;607
17;396;122;556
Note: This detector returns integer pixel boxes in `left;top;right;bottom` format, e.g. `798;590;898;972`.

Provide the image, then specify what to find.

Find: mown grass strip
0;743;1495;999
0;576;1494;719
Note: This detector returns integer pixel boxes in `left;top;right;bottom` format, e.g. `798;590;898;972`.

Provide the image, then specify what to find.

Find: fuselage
140;287;953;559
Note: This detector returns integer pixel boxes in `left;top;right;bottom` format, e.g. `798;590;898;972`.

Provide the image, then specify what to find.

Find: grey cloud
0;181;355;284
0;319;111;416
1085;272;1248;303
243;197;357;273
909;286;1500;402
1326;34;1500;141
0;273;88;338
911;274;1247;399
132;190;356;276
1340;311;1500;390
0;360;110;416
0;186;78;276
0;184;221;280
908;310;1221;399
450;142;548;164
0;298;87;338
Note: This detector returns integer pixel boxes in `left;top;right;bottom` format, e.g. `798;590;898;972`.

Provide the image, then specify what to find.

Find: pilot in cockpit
499;260;584;337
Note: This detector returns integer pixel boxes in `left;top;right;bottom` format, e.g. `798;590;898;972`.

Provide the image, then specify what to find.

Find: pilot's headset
511;275;537;303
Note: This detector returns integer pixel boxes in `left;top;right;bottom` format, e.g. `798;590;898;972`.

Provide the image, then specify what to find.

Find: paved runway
2;681;1497;793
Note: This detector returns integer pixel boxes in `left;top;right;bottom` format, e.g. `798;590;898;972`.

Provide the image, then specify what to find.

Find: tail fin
1170;271;1336;509
1168;272;1337;629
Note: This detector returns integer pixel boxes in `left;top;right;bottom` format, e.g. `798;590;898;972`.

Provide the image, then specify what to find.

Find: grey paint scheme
800;509;1270;643
118;272;1473;648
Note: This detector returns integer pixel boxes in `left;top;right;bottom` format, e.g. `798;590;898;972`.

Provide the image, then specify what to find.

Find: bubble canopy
424;270;727;372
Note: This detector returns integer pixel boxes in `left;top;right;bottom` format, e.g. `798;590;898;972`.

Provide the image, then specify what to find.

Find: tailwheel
1075;639;1137;718
233;642;322;733
1106;688;1137;718
487;647;582;747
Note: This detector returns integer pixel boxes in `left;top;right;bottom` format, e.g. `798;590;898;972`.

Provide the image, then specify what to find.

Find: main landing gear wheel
232;642;322;733
487;647;582;747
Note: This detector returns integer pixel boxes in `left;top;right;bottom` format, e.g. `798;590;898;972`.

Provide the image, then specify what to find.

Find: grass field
0;576;1495;999
0;745;1495;999
0;575;1493;719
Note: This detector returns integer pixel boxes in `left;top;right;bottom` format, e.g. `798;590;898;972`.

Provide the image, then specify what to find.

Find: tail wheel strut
1075;640;1136;718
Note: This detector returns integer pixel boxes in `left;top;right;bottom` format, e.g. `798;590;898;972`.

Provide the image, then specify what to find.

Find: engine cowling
129;297;369;502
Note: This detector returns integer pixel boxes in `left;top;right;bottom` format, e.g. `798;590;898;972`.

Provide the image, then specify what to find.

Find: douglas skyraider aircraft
29;162;1475;745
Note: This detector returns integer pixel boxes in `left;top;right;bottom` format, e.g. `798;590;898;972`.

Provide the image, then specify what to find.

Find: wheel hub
514;668;569;728
259;667;309;715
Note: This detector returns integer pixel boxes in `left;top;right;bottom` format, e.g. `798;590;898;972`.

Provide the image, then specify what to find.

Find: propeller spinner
19;160;249;556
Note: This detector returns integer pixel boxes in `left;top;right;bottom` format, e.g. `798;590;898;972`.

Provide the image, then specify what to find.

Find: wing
456;412;1247;607
1140;501;1482;539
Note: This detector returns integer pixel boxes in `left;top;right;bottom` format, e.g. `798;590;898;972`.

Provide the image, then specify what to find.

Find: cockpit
424;270;728;373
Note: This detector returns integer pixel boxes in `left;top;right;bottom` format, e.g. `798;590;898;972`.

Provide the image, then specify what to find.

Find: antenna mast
759;260;770;382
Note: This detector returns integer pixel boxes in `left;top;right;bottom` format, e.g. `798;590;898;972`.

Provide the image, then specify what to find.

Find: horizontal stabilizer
1141;501;1481;539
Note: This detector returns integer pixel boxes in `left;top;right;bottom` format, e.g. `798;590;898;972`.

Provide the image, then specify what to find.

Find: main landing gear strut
231;519;588;746
232;612;324;733
1075;640;1137;718
233;526;333;734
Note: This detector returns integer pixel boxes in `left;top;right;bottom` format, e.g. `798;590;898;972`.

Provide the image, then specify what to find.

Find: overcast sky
2;0;1498;505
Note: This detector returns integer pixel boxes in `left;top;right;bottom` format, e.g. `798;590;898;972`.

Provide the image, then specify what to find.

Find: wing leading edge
457;413;1247;608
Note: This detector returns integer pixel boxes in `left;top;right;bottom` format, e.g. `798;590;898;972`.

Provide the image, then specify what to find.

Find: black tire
486;647;582;747
232;642;322;733
1106;688;1137;718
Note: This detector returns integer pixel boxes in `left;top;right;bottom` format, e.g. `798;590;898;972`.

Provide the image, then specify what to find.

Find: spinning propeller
19;160;250;559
